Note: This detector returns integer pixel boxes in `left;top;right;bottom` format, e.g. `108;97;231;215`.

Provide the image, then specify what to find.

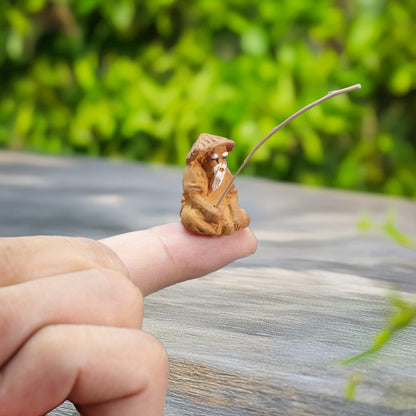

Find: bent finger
0;269;143;366
0;325;168;416
0;236;128;287
101;222;257;296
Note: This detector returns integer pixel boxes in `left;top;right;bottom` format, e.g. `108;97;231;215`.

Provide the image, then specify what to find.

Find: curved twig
215;84;361;208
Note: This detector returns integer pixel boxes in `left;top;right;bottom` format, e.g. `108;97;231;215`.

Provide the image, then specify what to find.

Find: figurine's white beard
212;162;227;191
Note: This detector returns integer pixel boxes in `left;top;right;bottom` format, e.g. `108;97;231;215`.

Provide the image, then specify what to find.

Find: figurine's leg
220;220;235;235
180;205;222;236
222;202;250;233
223;196;250;232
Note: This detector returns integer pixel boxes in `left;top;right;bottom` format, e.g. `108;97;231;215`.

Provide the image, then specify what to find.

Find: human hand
0;222;256;416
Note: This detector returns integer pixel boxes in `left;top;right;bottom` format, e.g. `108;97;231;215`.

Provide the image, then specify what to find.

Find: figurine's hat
186;133;235;163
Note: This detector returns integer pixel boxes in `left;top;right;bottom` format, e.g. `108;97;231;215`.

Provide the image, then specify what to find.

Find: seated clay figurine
180;133;250;236
179;86;361;236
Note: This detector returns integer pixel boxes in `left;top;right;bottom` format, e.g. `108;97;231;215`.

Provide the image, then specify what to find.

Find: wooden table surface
1;151;415;416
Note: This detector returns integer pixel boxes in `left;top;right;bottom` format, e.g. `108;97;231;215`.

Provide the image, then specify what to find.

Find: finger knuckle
0;295;12;342
16;325;66;372
0;290;19;354
142;335;169;378
0;239;20;284
92;269;144;327
65;237;129;277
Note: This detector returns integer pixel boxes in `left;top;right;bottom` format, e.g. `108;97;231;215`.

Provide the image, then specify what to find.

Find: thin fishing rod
215;84;361;208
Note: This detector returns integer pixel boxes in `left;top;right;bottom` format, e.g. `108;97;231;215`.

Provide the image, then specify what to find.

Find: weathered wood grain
0;151;415;416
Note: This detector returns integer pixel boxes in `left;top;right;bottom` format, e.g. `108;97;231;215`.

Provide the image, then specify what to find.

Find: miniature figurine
180;84;361;236
180;133;250;236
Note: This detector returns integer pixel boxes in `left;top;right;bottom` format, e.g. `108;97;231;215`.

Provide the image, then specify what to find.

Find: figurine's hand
204;205;225;223
0;223;256;415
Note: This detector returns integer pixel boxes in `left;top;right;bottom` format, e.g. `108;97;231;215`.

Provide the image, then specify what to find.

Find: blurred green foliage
344;212;416;401
343;293;416;400
358;210;416;248
344;371;363;401
1;0;415;197
343;293;416;367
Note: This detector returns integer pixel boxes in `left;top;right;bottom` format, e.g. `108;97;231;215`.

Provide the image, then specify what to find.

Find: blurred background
0;0;415;198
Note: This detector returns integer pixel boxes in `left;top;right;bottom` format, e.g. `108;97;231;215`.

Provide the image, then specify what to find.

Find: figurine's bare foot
221;220;235;235
233;209;250;231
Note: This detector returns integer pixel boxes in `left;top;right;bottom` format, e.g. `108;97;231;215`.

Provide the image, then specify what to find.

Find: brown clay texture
180;133;250;236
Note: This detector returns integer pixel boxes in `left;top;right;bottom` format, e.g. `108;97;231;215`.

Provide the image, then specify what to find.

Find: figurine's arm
182;165;224;222
188;192;224;222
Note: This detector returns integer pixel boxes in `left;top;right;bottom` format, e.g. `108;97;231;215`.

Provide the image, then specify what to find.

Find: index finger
0;235;128;287
101;222;257;296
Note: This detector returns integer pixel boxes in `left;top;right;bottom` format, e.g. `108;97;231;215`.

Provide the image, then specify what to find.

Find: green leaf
15;103;34;136
109;0;135;31
241;27;268;56
357;212;374;232
342;293;416;365
381;210;416;248
389;64;416;95
6;30;24;60
299;126;323;163
344;372;364;401
74;56;97;90
6;8;30;35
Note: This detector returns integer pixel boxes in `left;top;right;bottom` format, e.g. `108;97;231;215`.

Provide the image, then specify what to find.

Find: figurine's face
202;145;230;191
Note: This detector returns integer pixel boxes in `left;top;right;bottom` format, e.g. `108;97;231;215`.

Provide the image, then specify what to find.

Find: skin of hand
0;222;256;416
